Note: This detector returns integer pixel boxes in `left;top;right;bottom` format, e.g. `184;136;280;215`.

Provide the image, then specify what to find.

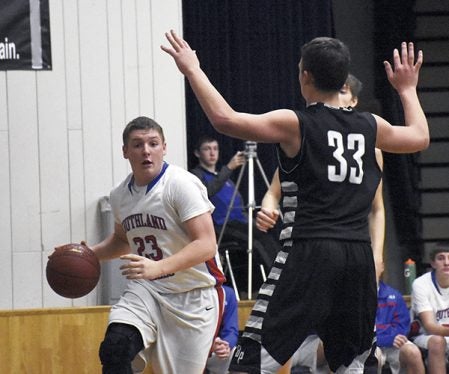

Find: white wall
0;0;185;309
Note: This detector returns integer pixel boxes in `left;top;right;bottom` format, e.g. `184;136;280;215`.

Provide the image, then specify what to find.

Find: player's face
339;84;358;108
431;252;449;277
197;141;219;168
123;129;166;186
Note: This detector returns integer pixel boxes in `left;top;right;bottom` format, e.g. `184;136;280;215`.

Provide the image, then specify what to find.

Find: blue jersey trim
127;162;169;194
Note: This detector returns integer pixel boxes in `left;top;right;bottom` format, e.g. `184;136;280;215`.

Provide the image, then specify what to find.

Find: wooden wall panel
0;131;12;309
0;303;255;373
150;0;187;168
77;0;114;247
0;307;109;374
37;0;71;255
136;0;155;119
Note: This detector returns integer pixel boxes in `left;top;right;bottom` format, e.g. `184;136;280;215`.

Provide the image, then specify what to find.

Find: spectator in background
412;241;449;374
375;260;425;374
191;135;279;292
206;284;239;374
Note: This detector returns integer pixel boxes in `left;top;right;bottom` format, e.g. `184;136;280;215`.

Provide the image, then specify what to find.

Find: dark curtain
373;1;422;266
182;0;334;205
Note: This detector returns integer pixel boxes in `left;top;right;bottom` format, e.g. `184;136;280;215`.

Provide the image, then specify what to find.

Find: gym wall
0;0;185;309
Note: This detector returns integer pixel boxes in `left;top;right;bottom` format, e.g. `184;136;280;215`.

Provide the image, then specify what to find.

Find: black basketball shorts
230;238;377;373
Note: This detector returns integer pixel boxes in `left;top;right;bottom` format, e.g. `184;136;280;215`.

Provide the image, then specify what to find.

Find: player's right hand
256;208;280;232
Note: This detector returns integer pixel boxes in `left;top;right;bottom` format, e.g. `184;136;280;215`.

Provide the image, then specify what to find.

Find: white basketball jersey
412;271;449;326
110;163;224;293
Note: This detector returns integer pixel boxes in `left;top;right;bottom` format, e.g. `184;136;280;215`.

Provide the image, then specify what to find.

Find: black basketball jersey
277;103;381;242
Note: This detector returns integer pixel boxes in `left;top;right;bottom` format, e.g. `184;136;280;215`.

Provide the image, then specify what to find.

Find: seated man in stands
206;284;239;374
375;260;425;374
412;241;449;374
190;135;279;292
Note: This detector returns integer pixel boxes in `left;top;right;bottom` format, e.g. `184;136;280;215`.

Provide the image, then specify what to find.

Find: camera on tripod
243;141;257;158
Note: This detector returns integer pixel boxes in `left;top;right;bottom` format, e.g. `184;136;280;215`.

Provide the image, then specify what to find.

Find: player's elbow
420;135;430;150
205;239;218;259
209;112;240;136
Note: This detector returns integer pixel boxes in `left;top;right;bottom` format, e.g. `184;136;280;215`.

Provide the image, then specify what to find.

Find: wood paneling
0;301;255;373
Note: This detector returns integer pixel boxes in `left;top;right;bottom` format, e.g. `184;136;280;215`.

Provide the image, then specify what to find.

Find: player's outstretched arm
161;30;300;155
376;42;429;153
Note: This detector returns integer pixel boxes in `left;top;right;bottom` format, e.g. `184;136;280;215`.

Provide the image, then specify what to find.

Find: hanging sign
0;0;51;70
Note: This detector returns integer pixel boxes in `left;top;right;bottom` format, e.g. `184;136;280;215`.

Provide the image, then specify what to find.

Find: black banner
0;0;51;70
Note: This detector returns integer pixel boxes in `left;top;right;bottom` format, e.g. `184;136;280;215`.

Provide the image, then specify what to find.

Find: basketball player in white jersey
85;117;225;373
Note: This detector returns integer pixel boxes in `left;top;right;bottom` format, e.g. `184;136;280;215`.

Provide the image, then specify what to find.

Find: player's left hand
161;30;199;77
384;42;423;94
119;254;162;280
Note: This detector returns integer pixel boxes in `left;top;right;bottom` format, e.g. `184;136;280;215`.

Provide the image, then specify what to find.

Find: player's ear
302;70;314;85
194;149;200;158
163;142;167;156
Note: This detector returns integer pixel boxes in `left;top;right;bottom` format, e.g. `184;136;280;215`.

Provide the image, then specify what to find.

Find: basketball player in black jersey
162;33;429;373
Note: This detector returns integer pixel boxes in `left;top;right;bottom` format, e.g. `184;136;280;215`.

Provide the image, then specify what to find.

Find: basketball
46;243;101;298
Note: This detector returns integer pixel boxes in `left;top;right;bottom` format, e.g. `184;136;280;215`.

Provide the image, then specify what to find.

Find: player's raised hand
120;254;162;280
384;42;423;94
161;30;200;76
256;208;280;232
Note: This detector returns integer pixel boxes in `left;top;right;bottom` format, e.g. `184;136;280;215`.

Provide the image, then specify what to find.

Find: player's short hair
346;74;363;99
301;37;350;92
429;241;449;261
122;116;165;145
195;135;218;151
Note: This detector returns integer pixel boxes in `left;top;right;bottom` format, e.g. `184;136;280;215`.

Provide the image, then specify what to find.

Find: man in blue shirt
190;135;279;292
375;261;425;374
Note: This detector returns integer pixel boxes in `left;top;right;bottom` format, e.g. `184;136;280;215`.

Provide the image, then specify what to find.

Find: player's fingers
400;42;408;65
407;42;415;65
163;30;180;52
120;254;141;261
415;49;423;70
383;61;393;80
170;30;189;51
256;223;268;232
392;48;401;70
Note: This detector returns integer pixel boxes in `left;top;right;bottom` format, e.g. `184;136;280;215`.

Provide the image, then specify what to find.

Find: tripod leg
225;249;240;301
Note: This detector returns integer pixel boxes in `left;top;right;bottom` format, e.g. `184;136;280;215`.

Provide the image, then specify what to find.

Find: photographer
191;135;279;293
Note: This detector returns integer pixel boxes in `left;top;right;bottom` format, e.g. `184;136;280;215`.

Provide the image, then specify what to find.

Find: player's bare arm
369;149;385;267
419;310;449;336
161;30;301;158
376;42;429;153
257;169;281;232
120;212;217;280
91;222;131;261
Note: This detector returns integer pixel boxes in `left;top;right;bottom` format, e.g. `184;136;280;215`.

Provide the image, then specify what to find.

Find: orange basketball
46;243;101;298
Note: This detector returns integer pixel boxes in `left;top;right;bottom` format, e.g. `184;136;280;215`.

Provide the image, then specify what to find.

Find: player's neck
306;90;340;108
